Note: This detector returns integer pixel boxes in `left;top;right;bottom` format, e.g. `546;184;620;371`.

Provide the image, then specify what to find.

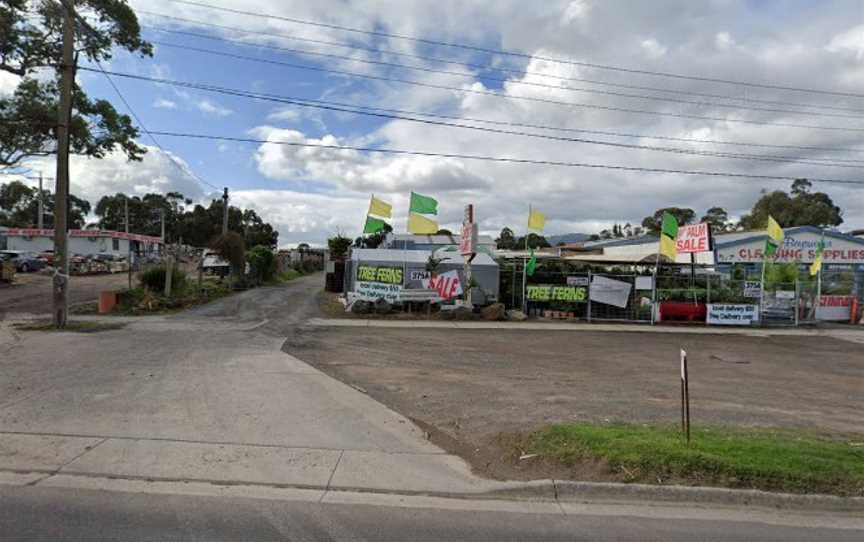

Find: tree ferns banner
356;265;404;285
526;285;587;303
409;192;438;215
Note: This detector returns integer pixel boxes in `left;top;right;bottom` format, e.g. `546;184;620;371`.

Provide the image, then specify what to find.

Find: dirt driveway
0;272;131;315
289;325;864;476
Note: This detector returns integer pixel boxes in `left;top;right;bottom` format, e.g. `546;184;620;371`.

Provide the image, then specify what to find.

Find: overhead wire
147;40;864;133
141;22;864;119
166;0;864;99
82;68;864;169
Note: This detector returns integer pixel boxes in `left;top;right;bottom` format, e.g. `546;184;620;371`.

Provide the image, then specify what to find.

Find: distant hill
547;232;591;246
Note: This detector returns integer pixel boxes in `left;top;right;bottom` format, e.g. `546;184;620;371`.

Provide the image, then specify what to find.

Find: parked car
0;250;47;272
39;249;54;266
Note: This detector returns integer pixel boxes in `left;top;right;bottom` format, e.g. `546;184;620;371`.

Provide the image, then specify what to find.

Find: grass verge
12;320;126;333
510;422;864;496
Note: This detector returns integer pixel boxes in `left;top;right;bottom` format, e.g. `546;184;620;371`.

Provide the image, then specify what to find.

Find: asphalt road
2;485;860;542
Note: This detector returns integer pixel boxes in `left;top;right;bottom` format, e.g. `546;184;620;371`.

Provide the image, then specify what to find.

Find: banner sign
816;295;853;321
707;304;760;325
459;204;477;257
635;275;654;291
566;275;589;286
775;290;795;300
743;281;762;298
526;285;587;303
356;265;404;285
589;276;632;308
354;281;403;303
716;233;864;264
676;223;710;253
424;270;463;301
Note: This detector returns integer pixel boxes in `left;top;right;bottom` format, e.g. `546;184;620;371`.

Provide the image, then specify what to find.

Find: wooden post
52;0;75;328
680;349;691;444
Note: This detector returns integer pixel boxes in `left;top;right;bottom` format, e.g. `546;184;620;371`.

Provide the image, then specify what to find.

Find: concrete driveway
0;274;493;494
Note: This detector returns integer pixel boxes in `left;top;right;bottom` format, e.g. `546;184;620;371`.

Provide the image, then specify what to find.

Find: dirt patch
0;272;132;315
289;325;864;482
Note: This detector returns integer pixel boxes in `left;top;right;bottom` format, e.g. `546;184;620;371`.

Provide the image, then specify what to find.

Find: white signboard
354;281;403;303
589;275;632;308
816;295;853;321
743;281;762;299
676;223;710;253
410;270;431;281
635;275;654;291
775;290;795;300
716;232;864;264
423;270;464;301
707;304;760;325
566;275;589;286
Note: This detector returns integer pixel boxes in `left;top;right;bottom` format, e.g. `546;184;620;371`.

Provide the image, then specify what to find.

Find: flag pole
522;204;529;314
816;229;824;316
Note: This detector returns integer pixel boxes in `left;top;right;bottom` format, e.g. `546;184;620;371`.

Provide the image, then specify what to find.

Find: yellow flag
660;234;677;260
528;207;546;231
809;254;822;276
408;212;438;234
766;216;784;243
368;196;392;218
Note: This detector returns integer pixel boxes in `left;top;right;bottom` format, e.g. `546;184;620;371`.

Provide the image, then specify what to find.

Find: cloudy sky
4;0;864;245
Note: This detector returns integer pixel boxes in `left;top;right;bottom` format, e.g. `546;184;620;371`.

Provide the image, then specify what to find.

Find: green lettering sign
357;265;403;285
527;285;587;303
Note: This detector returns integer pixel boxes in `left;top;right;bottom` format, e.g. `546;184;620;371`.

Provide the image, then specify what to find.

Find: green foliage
138;266;186;293
0;1;152;167
515;232;550;249
641;207;695;235
246;245;276;283
700;206;732;233
522;422;864;496
495;227;517;250
354;222;392;248
764;261;800;286
657;288;707;303
739;180;842;229
327;234;352;259
276;269;303;282
211;232;246;277
0;179;90;228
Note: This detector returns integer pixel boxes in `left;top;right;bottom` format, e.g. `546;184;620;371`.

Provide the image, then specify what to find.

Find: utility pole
221;187;229;235
124;196;129;233
52;0;75;328
160;209;166;242
37;173;44;229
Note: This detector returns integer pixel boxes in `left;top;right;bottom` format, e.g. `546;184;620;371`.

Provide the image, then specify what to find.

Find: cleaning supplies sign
357;265;404;285
526;285;587;302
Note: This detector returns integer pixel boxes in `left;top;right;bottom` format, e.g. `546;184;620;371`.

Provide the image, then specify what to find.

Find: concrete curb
4;469;861;514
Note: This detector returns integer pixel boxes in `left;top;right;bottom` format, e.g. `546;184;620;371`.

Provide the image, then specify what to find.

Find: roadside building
0;227;163;258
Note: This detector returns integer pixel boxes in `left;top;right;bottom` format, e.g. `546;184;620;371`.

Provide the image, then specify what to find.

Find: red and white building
0;227;163;257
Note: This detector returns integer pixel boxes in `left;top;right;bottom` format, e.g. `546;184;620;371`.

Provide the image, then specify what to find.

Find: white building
0;227;163;257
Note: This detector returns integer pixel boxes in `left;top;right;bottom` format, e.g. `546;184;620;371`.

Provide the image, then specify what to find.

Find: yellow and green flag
526;247;537;276
528;206;546;231
764;216;784;257
408;212;438;234
368;196;392;218
658;211;678;260
409;192;438;215
363;215;388;234
809;239;825;276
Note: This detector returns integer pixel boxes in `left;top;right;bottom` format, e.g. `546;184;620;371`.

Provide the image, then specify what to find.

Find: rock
481;303;506;321
351;300;372;314
439;306;474;321
373;298;392;314
506;309;527;321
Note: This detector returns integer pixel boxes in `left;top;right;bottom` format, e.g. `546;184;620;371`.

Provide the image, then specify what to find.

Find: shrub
247;245;277;283
139;266;187;293
327;234;352;259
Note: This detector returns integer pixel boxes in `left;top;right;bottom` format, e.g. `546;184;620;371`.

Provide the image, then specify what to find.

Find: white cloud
826;25;864;60
0;72;21;96
640;38;668;58
153;98;178;109
715;31;735;51
195;98;233;117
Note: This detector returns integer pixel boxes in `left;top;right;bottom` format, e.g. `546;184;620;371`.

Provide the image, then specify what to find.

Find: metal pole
52;0;75;328
586;269;592;323
222;187;229;235
124;197;129;233
684;355;691;444
37;173;44;229
794;279;799;327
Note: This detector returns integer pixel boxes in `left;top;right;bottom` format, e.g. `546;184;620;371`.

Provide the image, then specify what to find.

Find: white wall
5;236;130;255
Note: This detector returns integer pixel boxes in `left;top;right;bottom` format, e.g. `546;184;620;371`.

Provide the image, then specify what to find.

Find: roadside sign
459;204;477;258
676;223;710;253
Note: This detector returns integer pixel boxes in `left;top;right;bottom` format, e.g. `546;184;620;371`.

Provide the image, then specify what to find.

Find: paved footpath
1;277;862;537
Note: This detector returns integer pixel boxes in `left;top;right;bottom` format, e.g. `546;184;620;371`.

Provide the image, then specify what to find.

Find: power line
84;68;864;168
142;21;864;118
91;61;221;192
148;41;864;133
166;0;864;99
143;129;864;186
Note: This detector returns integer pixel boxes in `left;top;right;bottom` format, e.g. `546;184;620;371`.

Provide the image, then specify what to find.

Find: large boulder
438;306;475;321
506;309;527;321
351;300;372;314
481;303;506;321
373;298;392;315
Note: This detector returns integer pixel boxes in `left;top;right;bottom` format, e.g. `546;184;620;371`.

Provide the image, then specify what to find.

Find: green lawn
517;423;864;496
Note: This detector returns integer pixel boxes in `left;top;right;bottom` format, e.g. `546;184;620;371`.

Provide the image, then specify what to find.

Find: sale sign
676;223;710;253
424;270;463;301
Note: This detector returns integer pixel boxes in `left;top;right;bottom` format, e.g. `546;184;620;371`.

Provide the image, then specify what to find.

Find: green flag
661;211;679;239
409;191;438;215
526;248;537;277
764;239;779;258
363;215;388;234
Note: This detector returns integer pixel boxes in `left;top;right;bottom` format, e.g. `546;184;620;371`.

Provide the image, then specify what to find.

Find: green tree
514;233;550;249
327;234;352;259
1;179;90;228
701;207;730;233
0;1;152;168
738;179;842;229
495;227;517;250
354;222;392;248
641;207;695;235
